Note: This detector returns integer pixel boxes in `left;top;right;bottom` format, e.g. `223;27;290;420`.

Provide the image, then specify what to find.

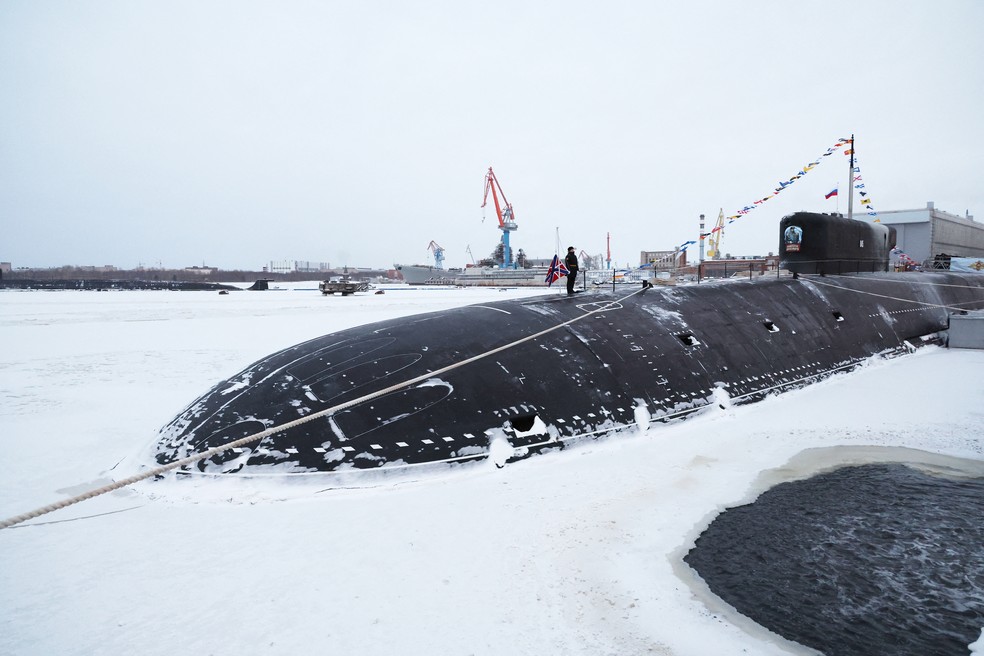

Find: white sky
2;0;983;271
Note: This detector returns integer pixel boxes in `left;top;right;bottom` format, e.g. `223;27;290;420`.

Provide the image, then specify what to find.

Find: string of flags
669;239;696;256
651;239;695;269
662;137;888;264
850;155;880;222
667;137;853;259
704;137;853;240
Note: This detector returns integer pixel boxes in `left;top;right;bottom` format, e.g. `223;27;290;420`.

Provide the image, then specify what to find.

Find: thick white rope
0;287;648;530
826;274;984;290
805;275;984;312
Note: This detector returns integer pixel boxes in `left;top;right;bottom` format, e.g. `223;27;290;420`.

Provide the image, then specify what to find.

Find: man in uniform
565;246;579;295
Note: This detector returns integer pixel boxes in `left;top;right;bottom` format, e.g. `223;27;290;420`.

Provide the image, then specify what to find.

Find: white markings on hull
471;305;512;315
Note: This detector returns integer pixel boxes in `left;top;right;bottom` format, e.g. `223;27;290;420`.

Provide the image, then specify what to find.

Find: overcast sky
2;1;982;271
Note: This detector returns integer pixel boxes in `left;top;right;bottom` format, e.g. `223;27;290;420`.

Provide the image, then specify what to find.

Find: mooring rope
804;276;984;313
824;273;984;291
0;287;649;530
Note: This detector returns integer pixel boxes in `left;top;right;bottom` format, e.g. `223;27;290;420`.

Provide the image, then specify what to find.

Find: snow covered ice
1;284;983;655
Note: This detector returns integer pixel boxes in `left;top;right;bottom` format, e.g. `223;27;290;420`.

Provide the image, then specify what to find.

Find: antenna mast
847;134;855;220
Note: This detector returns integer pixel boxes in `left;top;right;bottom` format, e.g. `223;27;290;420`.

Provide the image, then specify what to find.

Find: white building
268;260;329;274
877;202;984;264
184;265;217;276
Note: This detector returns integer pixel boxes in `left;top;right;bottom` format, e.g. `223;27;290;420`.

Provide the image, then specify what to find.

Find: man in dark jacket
565;246;579;295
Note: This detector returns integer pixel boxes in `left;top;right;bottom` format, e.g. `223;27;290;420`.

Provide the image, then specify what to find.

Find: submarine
153;212;984;477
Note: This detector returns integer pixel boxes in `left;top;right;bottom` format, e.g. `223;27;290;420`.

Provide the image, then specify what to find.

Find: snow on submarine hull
153;270;984;476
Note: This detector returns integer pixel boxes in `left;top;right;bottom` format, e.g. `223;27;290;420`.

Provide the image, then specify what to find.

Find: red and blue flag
545;254;569;286
824;187;838;199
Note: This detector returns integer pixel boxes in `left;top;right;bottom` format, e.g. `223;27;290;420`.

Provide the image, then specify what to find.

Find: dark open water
685;463;984;656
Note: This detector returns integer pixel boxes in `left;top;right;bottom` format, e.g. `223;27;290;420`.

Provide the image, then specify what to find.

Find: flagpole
847;133;855;221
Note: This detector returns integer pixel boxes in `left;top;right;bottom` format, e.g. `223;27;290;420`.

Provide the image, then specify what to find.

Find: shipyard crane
578;249;593;270
706;209;725;259
465;245;475;265
427;240;446;269
481;167;518;269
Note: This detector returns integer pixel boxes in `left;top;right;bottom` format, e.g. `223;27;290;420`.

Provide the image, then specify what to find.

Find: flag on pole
545;254;569;286
824;187;838;199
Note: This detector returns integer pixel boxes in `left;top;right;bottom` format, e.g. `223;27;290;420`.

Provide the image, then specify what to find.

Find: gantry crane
427;240;445;269
481;167;518;269
706;209;725;259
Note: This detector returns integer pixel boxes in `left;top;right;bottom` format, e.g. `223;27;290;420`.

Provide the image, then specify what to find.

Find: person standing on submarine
565;246;579;295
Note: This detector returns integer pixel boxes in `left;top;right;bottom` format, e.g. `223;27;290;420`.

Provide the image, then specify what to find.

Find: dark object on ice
685;463;984;656
248;279;272;291
319;278;370;296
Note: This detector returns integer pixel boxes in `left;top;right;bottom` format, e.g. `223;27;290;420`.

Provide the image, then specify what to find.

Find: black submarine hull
154;271;984;476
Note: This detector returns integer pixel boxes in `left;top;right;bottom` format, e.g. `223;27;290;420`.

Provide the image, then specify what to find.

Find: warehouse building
877;202;984;265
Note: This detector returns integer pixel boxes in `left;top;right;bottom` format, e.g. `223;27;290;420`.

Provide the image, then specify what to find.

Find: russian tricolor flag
824;188;838;199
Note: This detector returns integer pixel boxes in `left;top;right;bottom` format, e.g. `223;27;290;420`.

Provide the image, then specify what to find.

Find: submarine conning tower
780;212;897;275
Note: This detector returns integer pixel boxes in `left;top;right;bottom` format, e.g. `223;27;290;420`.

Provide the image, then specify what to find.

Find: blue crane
427;240;445;269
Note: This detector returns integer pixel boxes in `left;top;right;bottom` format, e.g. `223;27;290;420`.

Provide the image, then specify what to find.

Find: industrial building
877;202;984;265
266;260;330;274
640;249;687;272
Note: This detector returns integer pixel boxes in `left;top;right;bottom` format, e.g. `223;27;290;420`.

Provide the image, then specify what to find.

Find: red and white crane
481;167;518;269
